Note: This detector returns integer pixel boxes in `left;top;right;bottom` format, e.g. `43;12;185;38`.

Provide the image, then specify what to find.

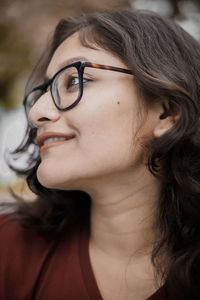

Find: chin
36;166;59;189
36;167;79;191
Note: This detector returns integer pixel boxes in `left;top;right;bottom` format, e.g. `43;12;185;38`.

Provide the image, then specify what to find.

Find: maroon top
0;214;169;300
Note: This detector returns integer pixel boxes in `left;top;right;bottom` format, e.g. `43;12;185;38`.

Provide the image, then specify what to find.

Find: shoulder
0;213;46;248
0;213;87;299
0;213;53;292
0;213;25;245
0;213;54;259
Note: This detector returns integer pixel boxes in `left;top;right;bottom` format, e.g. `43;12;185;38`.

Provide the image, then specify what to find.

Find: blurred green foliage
0;23;32;110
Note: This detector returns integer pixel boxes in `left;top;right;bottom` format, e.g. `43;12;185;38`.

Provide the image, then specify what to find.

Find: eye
66;76;79;89
67;76;92;89
83;78;91;84
70;77;79;87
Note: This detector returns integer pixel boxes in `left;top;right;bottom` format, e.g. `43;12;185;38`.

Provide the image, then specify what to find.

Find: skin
29;32;177;299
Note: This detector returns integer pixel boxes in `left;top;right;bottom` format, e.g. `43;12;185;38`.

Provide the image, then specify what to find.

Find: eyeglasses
23;61;133;122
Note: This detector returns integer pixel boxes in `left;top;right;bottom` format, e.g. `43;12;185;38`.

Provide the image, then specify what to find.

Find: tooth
43;136;73;145
44;137;65;145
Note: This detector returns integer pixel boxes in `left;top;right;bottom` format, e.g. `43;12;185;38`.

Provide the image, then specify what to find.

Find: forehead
46;32;128;77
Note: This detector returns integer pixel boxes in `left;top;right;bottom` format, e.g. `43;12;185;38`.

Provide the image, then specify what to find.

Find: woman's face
29;32;159;192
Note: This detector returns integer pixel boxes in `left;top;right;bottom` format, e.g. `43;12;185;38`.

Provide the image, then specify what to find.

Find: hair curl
4;8;200;299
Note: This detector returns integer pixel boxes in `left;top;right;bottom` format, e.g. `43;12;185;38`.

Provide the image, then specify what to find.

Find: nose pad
28;92;61;128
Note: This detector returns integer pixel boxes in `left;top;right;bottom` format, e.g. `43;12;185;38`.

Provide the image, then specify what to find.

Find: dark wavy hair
4;8;200;299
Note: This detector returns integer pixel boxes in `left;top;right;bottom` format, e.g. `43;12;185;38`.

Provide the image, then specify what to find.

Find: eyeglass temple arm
84;62;133;74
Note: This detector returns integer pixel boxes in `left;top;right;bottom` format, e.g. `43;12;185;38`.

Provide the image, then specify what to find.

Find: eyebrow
45;56;89;81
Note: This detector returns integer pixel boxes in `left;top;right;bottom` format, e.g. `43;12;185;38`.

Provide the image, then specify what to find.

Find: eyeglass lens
52;66;80;109
25;66;80;116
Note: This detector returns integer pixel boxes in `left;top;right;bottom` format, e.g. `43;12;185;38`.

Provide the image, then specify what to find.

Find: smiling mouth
40;137;75;152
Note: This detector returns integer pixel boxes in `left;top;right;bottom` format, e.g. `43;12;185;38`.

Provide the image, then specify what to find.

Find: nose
28;92;61;128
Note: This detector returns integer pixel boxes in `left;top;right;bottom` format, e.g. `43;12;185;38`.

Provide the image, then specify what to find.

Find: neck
88;169;161;262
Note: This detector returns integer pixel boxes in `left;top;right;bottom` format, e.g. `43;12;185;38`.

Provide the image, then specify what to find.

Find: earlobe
153;121;173;138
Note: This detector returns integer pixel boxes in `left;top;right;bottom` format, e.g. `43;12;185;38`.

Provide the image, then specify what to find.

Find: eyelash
67;76;93;88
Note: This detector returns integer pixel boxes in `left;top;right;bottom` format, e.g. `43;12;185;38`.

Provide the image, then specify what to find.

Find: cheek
76;93;144;172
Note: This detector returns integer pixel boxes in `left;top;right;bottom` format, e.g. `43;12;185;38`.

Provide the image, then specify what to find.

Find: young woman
1;8;200;300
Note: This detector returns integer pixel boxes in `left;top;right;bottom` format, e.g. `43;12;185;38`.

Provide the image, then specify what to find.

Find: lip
36;131;76;148
40;139;74;152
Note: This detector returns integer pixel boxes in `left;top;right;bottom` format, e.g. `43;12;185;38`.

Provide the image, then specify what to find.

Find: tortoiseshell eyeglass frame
23;61;133;119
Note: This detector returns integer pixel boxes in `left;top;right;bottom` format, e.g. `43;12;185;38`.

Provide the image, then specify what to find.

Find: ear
153;100;181;138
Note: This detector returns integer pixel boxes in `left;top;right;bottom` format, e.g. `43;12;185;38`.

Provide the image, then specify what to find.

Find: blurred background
0;0;200;202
